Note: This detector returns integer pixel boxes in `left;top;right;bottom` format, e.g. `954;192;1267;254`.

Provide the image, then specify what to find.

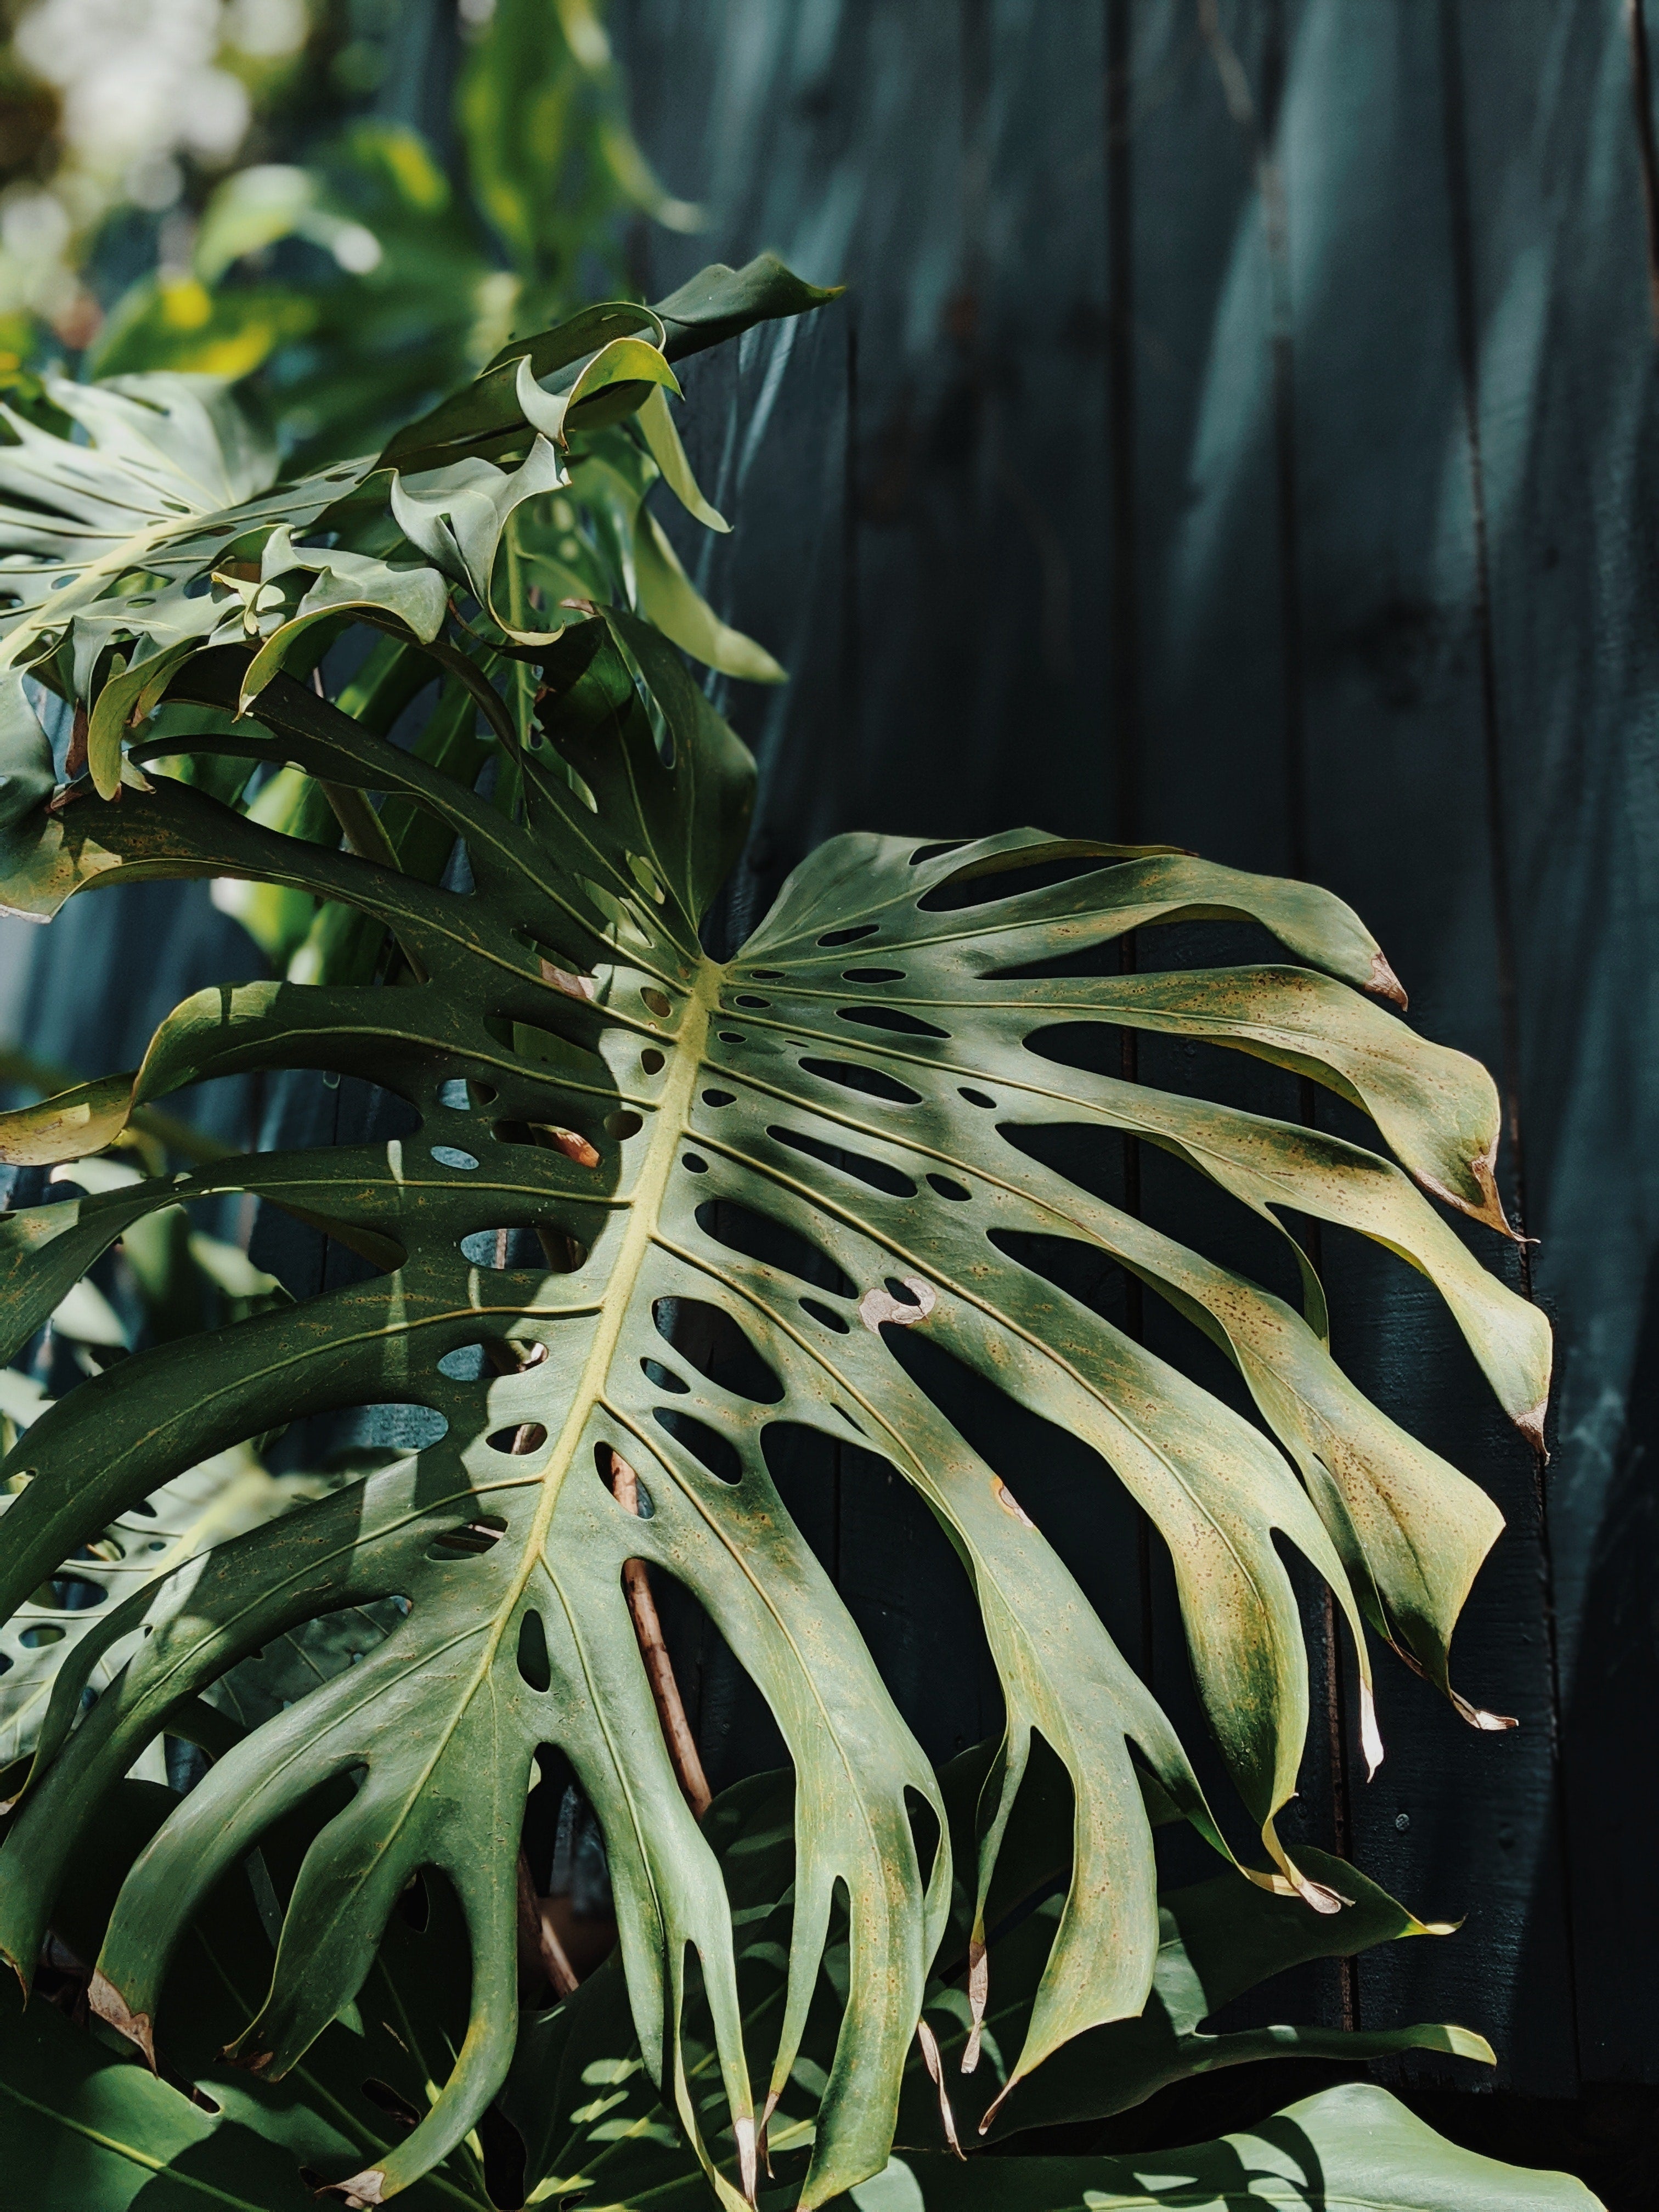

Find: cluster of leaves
0;1741;1597;2210
88;0;700;469
0;268;1596;2210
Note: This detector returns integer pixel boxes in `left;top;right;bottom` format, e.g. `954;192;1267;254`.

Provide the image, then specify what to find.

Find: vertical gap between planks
832;307;861;1598
1106;0;1155;1688
1255;0;1355;2029
1626;0;1659;334
1438;0;1581;2074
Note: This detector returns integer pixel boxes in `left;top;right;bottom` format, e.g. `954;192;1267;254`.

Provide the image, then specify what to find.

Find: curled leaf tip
1368;949;1408;1010
88;1971;154;2067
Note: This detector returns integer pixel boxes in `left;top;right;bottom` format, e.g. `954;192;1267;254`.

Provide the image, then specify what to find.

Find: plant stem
609;1447;712;1818
515;1849;578;1999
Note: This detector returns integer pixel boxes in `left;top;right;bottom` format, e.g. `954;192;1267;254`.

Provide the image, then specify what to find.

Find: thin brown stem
516;1849;579;2000
610;1448;712;1818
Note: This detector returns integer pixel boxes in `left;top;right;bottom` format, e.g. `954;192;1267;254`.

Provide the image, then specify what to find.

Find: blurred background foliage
0;0;697;466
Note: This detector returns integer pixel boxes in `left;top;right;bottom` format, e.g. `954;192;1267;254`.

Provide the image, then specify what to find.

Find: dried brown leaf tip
916;2017;963;2156
1515;1398;1549;1463
1368;948;1408;1010
88;1971;155;2068
961;1936;989;2074
328;2169;386;2207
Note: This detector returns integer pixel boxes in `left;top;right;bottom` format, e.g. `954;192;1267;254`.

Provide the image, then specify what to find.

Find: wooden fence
608;0;1659;2098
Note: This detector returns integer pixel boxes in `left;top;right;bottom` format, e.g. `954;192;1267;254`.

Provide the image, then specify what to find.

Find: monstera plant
0;264;1595;2211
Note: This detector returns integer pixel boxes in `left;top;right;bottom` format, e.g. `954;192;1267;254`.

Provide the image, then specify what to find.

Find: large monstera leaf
0;292;1548;2207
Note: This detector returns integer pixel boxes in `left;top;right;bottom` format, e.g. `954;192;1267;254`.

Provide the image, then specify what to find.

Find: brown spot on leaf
538;958;596;1002
994;1479;1036;1530
859;1277;935;1332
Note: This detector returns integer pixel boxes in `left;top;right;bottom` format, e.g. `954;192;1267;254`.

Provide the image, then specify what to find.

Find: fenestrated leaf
0;305;1545;2212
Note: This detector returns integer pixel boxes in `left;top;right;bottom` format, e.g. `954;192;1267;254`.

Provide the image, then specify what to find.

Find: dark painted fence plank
1452;0;1659;2085
1260;0;1575;2092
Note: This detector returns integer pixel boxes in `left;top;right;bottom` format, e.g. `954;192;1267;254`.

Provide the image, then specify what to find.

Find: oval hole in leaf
488;1423;548;1455
50;1576;106;1609
517;1610;552;1694
842;967;905;983
989;1228;1130;1319
396;1871;430;1931
694;1198;856;1296
800;1296;849;1334
18;1624;63;1648
745;968;785;980
640;1047;664;1074
430;1145;479;1170
428;1515;507;1558
605;1110;643;1139
701;1088;735;1108
927;1174;971;1201
682;1152;708;1173
733;995;770;1009
798;1055;922;1105
837;1005;949;1040
652;1297;782;1404
641;988;670;1017
462;1228;554;1269
960;1086;996;1108
360;2079;423;2133
653;1407;742;1484
817;923;877;946
641;1356;689;1394
718;1029;746;1043
917;849;1127;912
769;1125;917;1199
906;1785;943;1891
493;1120;603;1170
